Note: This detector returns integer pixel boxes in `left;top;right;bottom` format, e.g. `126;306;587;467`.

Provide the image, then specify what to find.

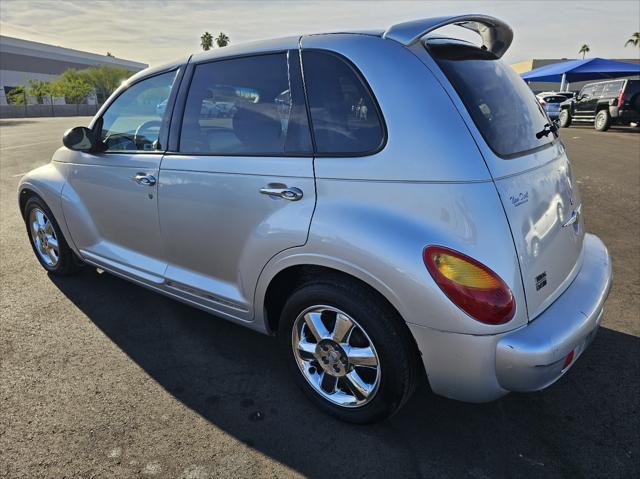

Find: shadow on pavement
50;268;640;478
0;119;39;127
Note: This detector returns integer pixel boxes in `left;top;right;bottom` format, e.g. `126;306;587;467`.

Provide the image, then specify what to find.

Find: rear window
427;41;554;158
543;96;567;103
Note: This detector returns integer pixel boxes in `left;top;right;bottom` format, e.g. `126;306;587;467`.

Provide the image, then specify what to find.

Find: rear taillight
617;89;624;108
423;246;515;325
539;100;547;108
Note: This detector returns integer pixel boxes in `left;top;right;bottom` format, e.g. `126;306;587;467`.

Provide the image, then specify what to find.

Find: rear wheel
279;280;418;423
559;109;572;128
594;110;611;131
24;196;81;276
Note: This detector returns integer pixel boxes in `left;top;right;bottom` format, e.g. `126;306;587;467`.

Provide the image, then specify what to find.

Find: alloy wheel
291;305;381;408
29;207;59;268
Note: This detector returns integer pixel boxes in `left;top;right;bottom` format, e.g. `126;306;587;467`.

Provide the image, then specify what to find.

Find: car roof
128;15;514;82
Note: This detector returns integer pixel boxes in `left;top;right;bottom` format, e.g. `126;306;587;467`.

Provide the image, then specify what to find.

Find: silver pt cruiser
19;15;612;423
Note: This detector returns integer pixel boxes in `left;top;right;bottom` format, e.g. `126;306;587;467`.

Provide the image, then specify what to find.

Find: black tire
24;196;82;276
559;109;572;128
594;109;611;131
279;279;419;423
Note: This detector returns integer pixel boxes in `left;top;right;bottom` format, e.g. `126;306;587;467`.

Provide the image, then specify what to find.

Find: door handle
133;173;156;186
259;186;303;201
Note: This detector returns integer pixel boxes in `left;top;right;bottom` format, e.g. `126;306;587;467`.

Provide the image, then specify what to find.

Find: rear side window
427;41;553;158
602;81;624;97
302;51;384;155
179;53;311;156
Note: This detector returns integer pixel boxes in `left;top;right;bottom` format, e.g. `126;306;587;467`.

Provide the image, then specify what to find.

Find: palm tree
216;32;230;47
200;32;213;51
625;32;640;47
578;44;590;59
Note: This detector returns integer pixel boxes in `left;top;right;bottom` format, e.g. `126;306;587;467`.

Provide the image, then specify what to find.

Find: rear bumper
610;106;640;122
409;233;612;402
495;234;611;391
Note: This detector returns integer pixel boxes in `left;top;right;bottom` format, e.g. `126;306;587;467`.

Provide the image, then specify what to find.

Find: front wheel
559;109;572;128
24;196;81;275
279;280;419;423
594;110;611;131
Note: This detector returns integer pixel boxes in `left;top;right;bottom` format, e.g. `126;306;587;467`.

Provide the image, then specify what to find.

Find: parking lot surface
1;117;639;478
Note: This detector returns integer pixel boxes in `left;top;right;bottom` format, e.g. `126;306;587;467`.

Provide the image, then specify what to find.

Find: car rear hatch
426;40;585;321
542;95;566;114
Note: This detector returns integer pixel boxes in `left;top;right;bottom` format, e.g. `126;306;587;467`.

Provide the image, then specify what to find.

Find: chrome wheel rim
29;208;59;268
292;305;381;408
596;113;605;128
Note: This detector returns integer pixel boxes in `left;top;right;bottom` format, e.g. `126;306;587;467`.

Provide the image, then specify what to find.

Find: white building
0;35;147;105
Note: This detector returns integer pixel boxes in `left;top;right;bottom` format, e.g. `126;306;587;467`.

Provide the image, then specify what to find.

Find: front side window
100;70;177;152
179;53;311;155
579;85;594;100
302;51;384;155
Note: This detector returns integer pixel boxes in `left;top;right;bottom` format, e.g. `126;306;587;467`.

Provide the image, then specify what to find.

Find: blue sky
1;0;639;66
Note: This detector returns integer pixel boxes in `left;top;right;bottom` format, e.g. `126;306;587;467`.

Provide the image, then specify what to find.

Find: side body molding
383;14;513;58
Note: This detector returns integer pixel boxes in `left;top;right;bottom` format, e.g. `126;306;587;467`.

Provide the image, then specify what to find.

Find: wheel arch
255;254;409;336
18;186;42;219
17;163;80;256
260;259;425;377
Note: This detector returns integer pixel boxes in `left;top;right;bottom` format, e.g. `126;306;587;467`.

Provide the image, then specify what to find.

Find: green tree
52;69;93;113
6;85;26;105
625;32;640;47
578;44;590;59
215;32;230;47
201;31;213;51
26;79;53;104
83;64;131;103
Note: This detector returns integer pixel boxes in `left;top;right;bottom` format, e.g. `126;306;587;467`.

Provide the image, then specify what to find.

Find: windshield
427;41;554;158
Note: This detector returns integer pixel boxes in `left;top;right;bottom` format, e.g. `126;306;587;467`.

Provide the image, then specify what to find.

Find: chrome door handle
133;173;156;186
259;186;303;201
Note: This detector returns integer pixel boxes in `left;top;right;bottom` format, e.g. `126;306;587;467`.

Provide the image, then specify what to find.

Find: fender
17;155;80;257
255;179;529;336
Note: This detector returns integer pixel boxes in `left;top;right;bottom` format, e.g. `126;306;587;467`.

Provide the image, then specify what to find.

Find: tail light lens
423;246;515;325
617;89;624;108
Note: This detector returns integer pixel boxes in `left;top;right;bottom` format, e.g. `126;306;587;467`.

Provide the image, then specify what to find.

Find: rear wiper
535;122;559;139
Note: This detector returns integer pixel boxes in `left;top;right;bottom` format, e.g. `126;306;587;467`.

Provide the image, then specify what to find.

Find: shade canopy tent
521;57;640;91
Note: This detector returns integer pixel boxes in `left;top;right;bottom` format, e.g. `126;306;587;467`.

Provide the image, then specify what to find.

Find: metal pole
560;73;567;92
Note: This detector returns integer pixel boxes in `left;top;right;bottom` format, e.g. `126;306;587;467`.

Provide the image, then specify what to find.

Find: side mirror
62;126;96;152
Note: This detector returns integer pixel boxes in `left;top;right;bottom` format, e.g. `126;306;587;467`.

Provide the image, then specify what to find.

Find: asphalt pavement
1;117;639;478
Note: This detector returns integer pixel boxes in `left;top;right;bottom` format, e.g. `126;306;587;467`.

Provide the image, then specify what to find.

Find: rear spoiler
383;15;513;58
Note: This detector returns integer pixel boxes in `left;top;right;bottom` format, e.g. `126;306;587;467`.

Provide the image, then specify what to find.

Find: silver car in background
537;93;571;120
18;15;612;423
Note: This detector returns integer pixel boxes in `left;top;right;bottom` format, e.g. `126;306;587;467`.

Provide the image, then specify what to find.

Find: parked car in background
536;93;569;120
559;78;640;131
19;15;611;423
537;91;576;100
